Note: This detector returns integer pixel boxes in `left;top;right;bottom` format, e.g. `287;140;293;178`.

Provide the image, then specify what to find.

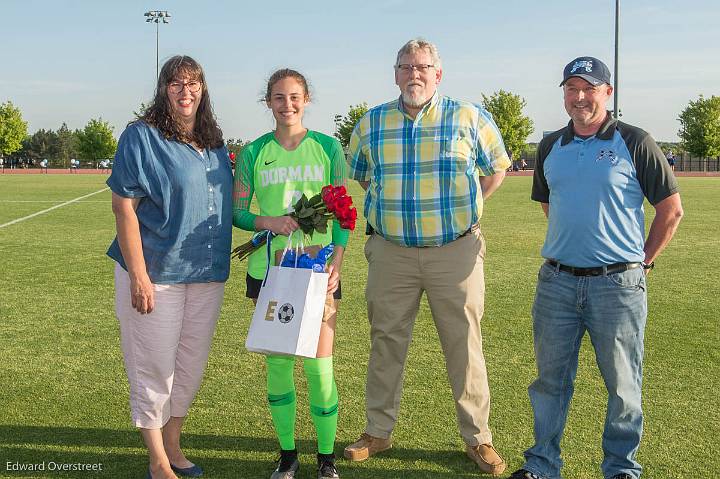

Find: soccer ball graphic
277;303;295;323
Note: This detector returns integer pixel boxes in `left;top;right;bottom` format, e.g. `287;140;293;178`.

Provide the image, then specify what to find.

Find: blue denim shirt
106;121;233;284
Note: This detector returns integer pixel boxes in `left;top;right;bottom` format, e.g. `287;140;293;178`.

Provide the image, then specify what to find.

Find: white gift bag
245;237;329;358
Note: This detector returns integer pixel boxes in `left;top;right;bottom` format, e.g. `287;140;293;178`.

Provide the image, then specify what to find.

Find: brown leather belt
546;259;641;277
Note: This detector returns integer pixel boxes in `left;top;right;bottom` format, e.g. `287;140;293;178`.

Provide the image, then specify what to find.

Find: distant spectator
99;159;111;174
666;150;676;171
521;158;528;170
0;158;4;173
70;159;78;173
40;159;49;173
509;151;519;172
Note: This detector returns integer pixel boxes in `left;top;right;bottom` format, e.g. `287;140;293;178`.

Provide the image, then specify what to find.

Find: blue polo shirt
532;115;678;267
107;121;233;284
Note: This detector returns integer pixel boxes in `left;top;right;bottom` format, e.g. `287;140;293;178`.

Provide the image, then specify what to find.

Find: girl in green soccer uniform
232;69;348;479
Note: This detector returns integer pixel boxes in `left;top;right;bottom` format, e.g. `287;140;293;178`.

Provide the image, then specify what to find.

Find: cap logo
571;60;593;73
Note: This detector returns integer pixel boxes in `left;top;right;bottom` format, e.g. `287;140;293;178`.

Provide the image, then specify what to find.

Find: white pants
114;263;225;429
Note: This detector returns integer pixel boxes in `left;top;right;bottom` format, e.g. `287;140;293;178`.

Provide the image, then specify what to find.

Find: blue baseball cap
560;56;611;86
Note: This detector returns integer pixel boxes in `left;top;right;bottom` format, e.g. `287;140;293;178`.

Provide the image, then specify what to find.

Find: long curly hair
139;55;224;149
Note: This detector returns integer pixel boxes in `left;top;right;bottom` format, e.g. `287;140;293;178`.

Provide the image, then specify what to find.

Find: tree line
330;93;720;162
0;101;118;168
2;93;718;169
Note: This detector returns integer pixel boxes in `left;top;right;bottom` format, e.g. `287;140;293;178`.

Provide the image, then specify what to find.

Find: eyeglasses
168;80;202;94
396;64;436;73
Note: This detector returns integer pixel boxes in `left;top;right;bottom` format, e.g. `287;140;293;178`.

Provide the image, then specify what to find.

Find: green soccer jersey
233;130;348;279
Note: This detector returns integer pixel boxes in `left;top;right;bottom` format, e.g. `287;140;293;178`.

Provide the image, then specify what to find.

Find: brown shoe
343;433;392;462
465;443;506;476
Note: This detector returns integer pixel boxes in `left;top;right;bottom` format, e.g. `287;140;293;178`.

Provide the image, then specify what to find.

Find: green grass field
0;175;717;478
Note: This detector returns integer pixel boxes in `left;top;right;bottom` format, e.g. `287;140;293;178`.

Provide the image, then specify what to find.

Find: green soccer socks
265;355;339;454
266;355;297;451
304;356;338;455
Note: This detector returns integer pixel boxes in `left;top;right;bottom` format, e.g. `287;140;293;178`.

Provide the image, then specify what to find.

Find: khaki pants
114;263;224;429
363;230;493;446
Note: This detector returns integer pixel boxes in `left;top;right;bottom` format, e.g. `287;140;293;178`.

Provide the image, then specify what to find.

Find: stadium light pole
613;0;620;118
144;10;171;82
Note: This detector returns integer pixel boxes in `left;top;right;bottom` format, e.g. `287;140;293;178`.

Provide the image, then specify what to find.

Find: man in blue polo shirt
506;57;683;479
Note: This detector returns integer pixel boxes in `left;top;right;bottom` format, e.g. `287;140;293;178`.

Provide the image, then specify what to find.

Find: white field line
0;200;108;203
0;187;109;229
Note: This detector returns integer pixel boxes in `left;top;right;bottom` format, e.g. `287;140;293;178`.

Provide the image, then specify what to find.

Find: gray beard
401;92;428;109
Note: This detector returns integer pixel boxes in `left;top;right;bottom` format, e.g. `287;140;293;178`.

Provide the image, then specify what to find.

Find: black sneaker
506;470;544;479
270;449;299;479
317;453;339;479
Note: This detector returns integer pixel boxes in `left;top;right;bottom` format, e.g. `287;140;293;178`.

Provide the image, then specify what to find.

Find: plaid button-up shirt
348;93;510;247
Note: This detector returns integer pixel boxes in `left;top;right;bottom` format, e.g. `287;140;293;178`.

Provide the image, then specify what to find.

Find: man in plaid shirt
344;38;511;476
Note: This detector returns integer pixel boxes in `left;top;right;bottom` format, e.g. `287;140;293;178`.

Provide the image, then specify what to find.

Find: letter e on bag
265;301;277;321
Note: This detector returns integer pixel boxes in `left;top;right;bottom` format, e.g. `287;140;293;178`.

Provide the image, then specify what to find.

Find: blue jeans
523;262;647;479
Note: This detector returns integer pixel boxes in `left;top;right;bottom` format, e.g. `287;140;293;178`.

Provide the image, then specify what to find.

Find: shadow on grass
0;425;490;478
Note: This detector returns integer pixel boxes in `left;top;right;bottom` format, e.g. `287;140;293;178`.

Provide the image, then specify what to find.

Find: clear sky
3;0;719;143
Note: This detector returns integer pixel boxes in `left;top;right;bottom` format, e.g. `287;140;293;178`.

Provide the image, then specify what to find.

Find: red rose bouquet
231;184;357;261
319;185;357;231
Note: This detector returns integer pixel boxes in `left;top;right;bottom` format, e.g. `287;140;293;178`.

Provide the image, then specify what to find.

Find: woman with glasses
107;55;232;479
233;68;348;479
